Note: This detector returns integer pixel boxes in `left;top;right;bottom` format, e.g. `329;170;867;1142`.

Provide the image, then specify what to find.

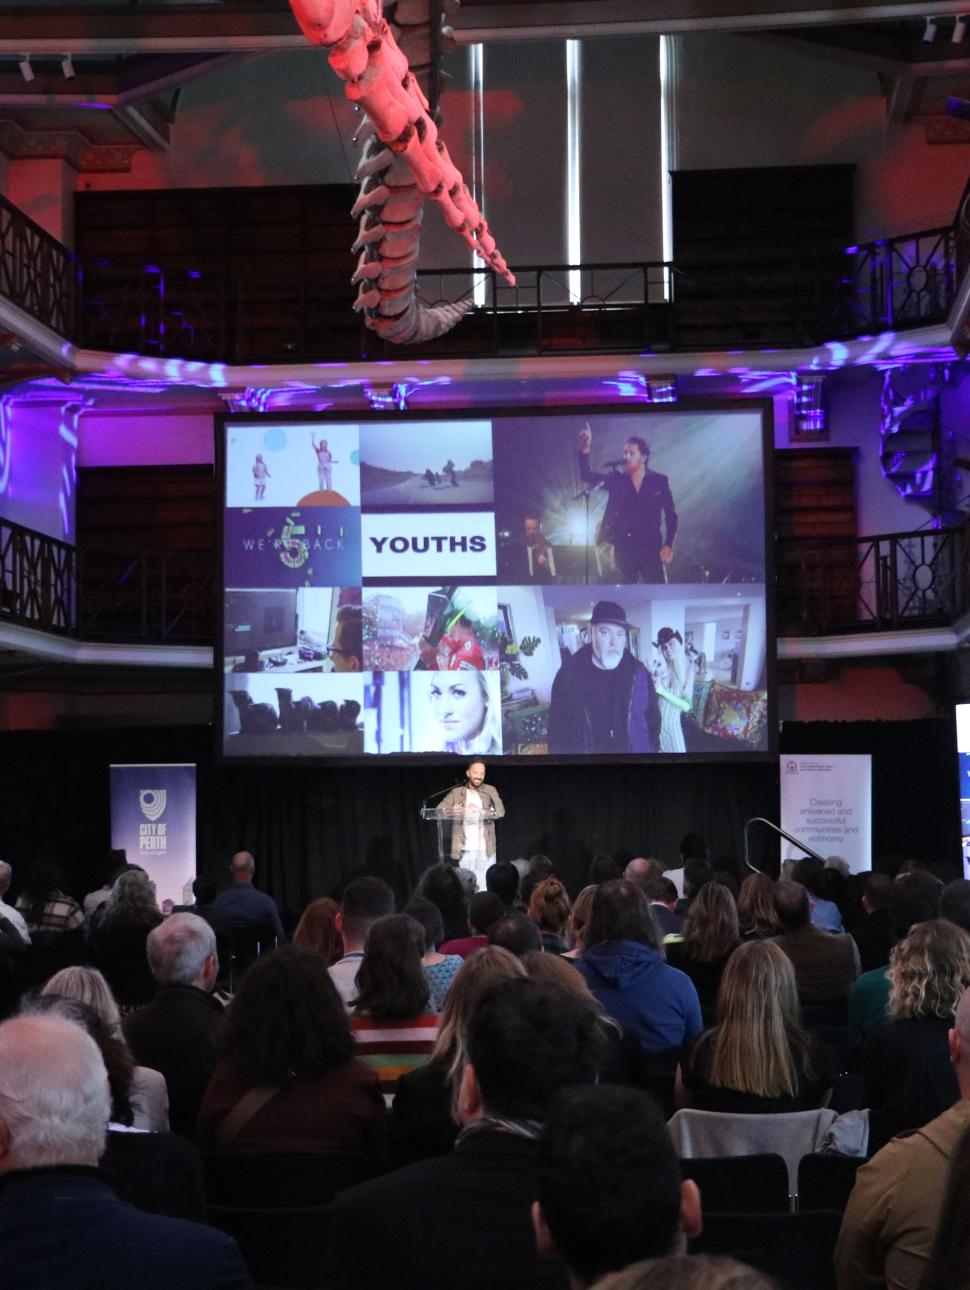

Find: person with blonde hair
737;870;781;940
863;918;970;1151
665;882;740;1011
389;945;525;1166
528;876;571;955
678;940;833;1113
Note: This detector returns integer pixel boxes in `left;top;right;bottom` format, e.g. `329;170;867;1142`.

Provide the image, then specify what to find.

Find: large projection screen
218;404;774;763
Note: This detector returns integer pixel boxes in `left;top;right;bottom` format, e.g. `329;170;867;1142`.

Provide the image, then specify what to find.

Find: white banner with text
779;753;872;874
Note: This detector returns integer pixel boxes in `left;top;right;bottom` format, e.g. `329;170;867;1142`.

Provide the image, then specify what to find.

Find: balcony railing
0;517;75;634
0;193;78;338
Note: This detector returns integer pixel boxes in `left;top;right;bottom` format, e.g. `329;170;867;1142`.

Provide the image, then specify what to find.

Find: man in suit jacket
324;978;608;1290
771;880;860;1005
0;1013;250;1290
124;913;226;1137
440;759;505;890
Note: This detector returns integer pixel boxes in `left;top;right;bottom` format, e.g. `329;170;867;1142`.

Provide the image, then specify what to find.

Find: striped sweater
351;1014;440;1098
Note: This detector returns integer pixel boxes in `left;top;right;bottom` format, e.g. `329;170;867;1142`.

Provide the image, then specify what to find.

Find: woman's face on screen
429;676;486;744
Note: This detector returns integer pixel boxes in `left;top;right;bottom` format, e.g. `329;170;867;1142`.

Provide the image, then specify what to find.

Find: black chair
206;1203;332;1290
797;1153;864;1213
690;1208;842;1290
228;923;278;988
680;1153;790;1214
201;1150;377;1210
828;1073;865;1114
102;1130;206;1221
11;931;88;1000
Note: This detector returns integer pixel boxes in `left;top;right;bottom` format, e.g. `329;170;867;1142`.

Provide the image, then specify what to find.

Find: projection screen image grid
220;408;771;761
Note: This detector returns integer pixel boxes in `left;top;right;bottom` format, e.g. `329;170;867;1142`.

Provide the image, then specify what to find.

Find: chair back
201;1150;376;1209
207;1203;332;1290
690;1208;842;1290
668;1106;838;1197
797;1152;864;1213
680;1153;789;1214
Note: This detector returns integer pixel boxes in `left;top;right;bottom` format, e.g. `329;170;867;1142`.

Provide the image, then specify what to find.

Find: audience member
915;1116;970;1290
198;945;385;1160
529;877;571;954
181;875;233;979
682;857;716;906
593;1255;777;1290
665;882;740;1011
43;965;168;1131
351;914;439;1096
577;879;702;1053
644;875;685;938
415;863;468;943
520;855;557;910
562;884;598;959
489;910;543;956
325;977;608;1290
771;880;860;1006
533;1085;700;1287
737;871;782;940
848;870;943;1044
123;913;225;1138
486;860;520;908
81;849;129;923
664;832;708;899
0;1014;250;1290
793;857;845;933
863;919;970;1151
405;896;462;1009
293;895;343;965
0;861;29;943
836;987;970;1290
212;850;284;940
15;856;83;934
389;945;526;1167
588;854;622;886
939;878;970;936
623;858;663;891
440;890;506;958
851;873;894;973
88;869;162;1010
678;940;834;1114
329;876;395;1006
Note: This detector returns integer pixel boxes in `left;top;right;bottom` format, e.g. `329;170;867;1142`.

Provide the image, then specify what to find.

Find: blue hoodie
577;939;703;1053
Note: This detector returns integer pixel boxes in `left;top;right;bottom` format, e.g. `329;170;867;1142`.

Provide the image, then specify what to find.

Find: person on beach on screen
312;436;336;491
252;455;270;500
427;672;501;756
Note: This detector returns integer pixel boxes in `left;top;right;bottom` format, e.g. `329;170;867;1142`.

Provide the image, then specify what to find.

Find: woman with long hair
736;871;781;940
389;945;526;1166
293;896;344;966
351;914;440;1098
562;884;597;960
426;670;502;755
197;945;385;1160
678;940;833;1113
665;882;740;1012
88;869;162;1010
43;964;168;1131
416;862;469;944
528;877;571;955
864;919;970;1151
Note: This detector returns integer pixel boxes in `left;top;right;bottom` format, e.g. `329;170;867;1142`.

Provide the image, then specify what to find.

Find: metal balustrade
0;518;75;634
0;193;78;338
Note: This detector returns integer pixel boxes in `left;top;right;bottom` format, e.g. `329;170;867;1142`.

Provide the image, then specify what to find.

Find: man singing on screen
578;423;677;583
547;601;661;755
440;760;505;889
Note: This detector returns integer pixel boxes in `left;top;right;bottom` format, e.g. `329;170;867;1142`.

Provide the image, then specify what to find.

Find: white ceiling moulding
0;620;213;670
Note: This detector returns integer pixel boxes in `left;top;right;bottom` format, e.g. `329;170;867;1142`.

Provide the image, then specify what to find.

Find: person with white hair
0;861;29;944
0;1013;251;1289
123;913;225;1138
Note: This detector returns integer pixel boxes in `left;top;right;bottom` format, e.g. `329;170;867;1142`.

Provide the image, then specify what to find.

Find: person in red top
441;614;485;671
440;892;506;959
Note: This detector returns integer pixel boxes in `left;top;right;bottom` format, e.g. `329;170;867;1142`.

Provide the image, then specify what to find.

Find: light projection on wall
0;396;78;544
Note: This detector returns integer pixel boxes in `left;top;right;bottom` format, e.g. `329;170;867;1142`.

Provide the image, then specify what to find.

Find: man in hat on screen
547;600;661;755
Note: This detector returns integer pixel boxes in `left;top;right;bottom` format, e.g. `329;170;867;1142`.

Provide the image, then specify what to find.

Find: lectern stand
420;803;499;863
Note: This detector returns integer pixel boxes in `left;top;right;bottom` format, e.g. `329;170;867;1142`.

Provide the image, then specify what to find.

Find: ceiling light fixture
923;15;938;41
18;54;34;83
953;15;968;42
61;53;75;80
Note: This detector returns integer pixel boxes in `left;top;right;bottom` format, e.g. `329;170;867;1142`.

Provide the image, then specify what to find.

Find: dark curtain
0;717;958;923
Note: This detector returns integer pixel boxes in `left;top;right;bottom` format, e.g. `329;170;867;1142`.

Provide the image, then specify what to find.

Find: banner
779;754;872;874
110;763;197;907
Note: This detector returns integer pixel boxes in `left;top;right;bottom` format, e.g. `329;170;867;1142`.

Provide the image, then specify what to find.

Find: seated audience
485;860;520;908
528;877;571;955
576;879;702;1053
15;856;83;934
939;878;970;936
329;876;395;1006
562;884;597;960
81;850;129;924
389;945;526;1167
623;858;663;891
440;890;506;958
404;896;463;1009
771;880;860;1006
793;856;845;933
665;881;740;1011
213;850;284;940
644;875;684;938
588;854;622;886
836;986;970;1290
863;919;970;1151
89;869;162;1010
914;1107;970;1290
681;857;715;909
123;913;225;1138
43;965;168;1131
663;832;708;900
736;871;781;941
351;914;439;1096
851;873;894;973
325;976;608;1290
179;876;233;980
519;854;557;909
415;863;468;943
848;869;942;1044
489;910;543;956
0;1014;249;1290
293;895;343;965
678;940;834;1114
594;1255;776;1290
0;860;29;943
198;945;385;1161
533;1085;700;1288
